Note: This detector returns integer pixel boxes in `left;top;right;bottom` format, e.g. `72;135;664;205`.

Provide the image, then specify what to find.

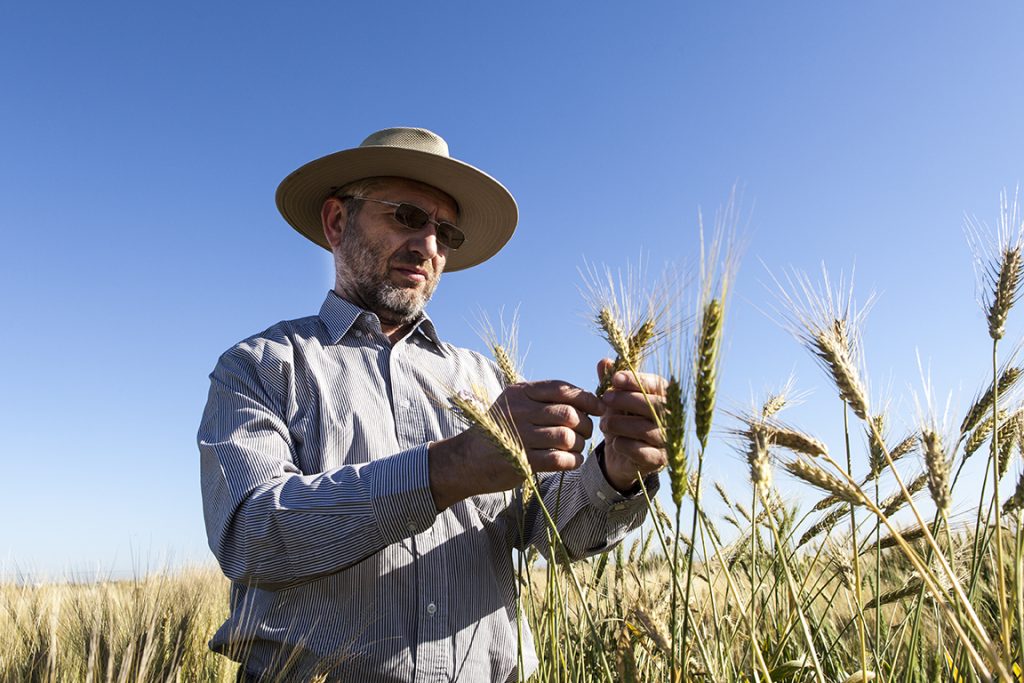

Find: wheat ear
988;245;1023;340
960;365;1022;435
921;429;950;518
450;387;533;504
663;375;688;507
785;459;866;506
767;425;828;458
694;299;723;449
813;328;869;420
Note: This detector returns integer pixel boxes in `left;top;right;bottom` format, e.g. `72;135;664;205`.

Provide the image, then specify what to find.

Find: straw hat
275;127;518;272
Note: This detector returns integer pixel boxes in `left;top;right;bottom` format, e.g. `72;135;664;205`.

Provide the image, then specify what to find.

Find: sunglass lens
394;202;464;250
394;203;429;230
438;224;465;250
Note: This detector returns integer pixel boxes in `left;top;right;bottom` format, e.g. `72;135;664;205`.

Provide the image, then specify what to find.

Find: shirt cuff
580;442;659;514
362;443;438;543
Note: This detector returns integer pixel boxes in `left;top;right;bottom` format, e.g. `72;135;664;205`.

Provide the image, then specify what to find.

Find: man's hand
429;380;605;510
596;358;668;493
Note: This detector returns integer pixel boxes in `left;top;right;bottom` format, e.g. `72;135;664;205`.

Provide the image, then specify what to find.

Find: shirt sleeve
513;442;659;560
198;345;439;591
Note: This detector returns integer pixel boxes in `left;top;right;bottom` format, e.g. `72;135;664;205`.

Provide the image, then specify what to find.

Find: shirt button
353;330;363;338
406;521;417;532
426;602;437;616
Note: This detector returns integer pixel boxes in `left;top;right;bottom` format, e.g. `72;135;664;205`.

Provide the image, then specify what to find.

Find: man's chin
375;289;428;323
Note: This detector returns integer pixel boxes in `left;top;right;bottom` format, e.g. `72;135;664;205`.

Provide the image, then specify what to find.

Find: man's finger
600;414;665;448
528;449;585;472
610;370;669;395
521;426;587;454
528;402;594;437
608;437;667;473
522;380;604;416
601;389;666;419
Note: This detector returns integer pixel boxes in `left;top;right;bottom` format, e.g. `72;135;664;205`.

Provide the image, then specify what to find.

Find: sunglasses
342;195;465;251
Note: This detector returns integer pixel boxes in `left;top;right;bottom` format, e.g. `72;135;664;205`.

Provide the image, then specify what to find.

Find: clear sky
3;2;1024;579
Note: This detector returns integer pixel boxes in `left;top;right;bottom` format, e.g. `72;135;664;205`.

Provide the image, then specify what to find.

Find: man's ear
321;197;347;249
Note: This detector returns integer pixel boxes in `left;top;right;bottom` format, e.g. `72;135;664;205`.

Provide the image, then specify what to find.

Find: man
199;127;667;682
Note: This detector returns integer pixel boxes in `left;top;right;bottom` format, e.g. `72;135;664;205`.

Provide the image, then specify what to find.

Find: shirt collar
318;290;445;351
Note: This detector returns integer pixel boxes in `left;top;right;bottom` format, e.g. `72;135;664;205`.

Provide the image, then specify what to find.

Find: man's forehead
364;177;458;214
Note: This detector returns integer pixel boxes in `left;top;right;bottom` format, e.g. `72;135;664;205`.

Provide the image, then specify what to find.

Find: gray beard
334;220;441;326
362;275;437;325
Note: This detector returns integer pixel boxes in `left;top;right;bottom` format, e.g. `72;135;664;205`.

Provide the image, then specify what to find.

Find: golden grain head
921;429;950;516
889;434;918;462
964;409;1006;458
960;365;1023;435
798;503;850;548
784;459;865;507
761;392;787;419
767;425;828;458
987;245;1022;341
880;471;928;517
492;344;520;385
875;524;928;552
746;423;772;493
1004;469;1024;514
866;414;886;476
813;329;870;420
811;493;840;513
449;386;534;502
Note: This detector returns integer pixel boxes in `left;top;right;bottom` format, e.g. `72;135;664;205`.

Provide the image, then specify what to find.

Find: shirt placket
391;340;452;682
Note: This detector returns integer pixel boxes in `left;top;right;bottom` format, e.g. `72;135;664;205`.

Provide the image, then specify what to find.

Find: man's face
328;178;458;327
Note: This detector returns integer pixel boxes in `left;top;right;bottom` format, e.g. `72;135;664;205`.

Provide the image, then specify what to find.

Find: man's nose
406;226;441;260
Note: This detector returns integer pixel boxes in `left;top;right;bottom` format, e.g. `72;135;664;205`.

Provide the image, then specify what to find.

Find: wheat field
7;192;1024;682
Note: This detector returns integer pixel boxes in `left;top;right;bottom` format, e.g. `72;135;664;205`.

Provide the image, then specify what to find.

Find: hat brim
275;147;518;272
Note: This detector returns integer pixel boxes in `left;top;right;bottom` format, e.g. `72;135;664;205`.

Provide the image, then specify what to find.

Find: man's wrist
428;435;469;512
595;442;643;496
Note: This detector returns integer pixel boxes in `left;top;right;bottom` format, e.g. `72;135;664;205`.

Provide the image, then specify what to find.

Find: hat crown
359;127;450;158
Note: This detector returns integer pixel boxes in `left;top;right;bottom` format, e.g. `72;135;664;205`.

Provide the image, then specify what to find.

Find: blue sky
3;2;1024;578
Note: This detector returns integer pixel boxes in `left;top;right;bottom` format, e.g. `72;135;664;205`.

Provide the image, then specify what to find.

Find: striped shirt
198;291;653;682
